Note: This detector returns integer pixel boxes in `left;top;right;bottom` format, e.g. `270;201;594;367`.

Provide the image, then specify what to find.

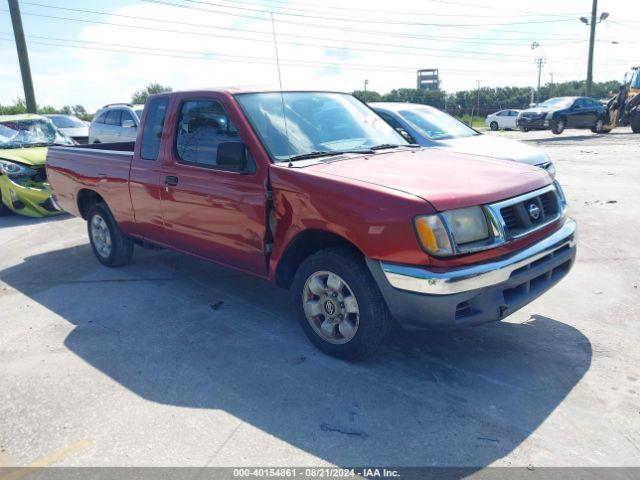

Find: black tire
291;247;392;360
551;118;566;135
519;126;530;133
489;121;499;131
87;203;134;267
631;113;640;133
590;118;606;134
0;184;12;216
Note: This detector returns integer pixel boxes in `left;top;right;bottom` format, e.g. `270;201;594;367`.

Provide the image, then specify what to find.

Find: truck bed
46;142;135;222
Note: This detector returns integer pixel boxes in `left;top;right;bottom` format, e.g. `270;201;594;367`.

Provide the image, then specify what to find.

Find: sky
0;0;638;112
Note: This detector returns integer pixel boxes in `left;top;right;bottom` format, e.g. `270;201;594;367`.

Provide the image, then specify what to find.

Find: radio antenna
270;12;291;163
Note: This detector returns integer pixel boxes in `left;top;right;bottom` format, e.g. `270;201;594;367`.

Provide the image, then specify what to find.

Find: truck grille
488;185;563;240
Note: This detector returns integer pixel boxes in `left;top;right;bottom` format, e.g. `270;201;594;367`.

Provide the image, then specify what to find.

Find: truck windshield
235;92;407;162
0;118;73;149
399;107;478;140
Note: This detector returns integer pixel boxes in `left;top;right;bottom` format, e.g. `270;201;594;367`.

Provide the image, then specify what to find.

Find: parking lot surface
1;127;639;467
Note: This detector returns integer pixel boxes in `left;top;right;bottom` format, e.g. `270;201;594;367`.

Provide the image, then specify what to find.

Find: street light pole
535;58;546;104
8;0;36;113
586;0;598;96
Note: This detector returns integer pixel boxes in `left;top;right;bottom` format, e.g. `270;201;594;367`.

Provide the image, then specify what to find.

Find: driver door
159;94;268;276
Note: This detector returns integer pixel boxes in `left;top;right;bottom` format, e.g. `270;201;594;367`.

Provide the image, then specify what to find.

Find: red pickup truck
47;89;576;359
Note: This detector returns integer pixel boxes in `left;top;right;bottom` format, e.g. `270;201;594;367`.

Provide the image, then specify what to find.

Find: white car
89;103;144;144
371;103;555;177
485;109;522;131
44;114;89;144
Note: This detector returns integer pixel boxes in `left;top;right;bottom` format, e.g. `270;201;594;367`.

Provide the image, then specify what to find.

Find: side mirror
217;142;253;173
122;119;136;128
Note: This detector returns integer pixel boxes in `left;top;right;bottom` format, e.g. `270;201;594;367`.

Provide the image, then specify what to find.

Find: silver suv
89;103;144;144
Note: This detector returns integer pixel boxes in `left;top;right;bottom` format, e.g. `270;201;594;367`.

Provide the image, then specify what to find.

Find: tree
131;83;173;104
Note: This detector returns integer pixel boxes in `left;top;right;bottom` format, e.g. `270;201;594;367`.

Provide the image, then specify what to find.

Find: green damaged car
0;114;74;217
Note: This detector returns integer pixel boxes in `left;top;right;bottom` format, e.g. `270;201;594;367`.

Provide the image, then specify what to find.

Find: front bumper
0;175;64;218
517;117;549;129
367;218;576;329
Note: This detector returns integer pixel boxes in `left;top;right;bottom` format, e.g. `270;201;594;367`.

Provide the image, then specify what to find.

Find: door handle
164;175;178;192
164;175;179;186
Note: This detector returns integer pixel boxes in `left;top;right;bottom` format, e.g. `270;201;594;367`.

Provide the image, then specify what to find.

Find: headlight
0;159;36;177
554;180;568;213
443;206;490;245
415;206;490;256
546;112;554;120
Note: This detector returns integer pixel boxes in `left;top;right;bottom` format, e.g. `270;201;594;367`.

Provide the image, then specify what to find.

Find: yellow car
0;114;74;217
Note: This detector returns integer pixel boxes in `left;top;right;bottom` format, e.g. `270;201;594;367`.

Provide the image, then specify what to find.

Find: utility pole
8;0;36;113
364;79;368;102
586;0;598;96
535;58;546;104
581;0;609;96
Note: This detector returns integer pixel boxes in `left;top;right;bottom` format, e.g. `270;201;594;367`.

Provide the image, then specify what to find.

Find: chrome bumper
381;218;576;295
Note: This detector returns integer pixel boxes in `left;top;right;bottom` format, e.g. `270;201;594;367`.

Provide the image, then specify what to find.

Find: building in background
417;69;440;91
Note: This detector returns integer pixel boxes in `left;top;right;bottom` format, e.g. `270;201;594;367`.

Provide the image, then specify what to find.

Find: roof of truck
150;87;351;97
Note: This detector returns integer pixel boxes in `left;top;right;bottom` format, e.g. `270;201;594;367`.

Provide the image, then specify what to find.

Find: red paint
47;89;557;283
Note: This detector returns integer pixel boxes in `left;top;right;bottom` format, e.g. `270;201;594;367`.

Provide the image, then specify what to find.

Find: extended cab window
141;98;169;161
175;100;242;169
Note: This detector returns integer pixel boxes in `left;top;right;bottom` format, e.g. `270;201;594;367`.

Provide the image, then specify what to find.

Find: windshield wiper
287;150;372;162
370;143;420;150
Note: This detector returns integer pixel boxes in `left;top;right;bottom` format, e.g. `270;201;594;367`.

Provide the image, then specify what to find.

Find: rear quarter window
140;98;169;161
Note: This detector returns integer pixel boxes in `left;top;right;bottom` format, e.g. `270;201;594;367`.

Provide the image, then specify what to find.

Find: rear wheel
291;247;392;360
519;126;530;133
87;203;134;267
489;121;499;131
551;118;566;135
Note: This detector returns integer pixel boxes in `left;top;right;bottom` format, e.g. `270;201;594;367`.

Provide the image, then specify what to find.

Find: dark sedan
517;97;607;135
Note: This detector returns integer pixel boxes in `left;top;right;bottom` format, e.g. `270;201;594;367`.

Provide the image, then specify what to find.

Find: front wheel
489;121;499;131
87;203;134;267
291;247;392;360
591;118;606;133
519;126;530;133
551;119;565;135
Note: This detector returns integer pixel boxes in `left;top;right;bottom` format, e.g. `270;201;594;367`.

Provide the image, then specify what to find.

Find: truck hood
0;147;47;166
434;135;550;166
306;148;552;211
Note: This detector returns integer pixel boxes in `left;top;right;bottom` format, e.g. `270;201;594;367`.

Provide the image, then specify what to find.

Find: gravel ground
0;127;639;468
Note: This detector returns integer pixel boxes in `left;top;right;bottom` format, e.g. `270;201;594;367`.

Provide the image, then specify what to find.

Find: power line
140;0;585;37
16;2;589;45
0;35;545;76
172;0;578;27
214;0;587;18
2;7;590;62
